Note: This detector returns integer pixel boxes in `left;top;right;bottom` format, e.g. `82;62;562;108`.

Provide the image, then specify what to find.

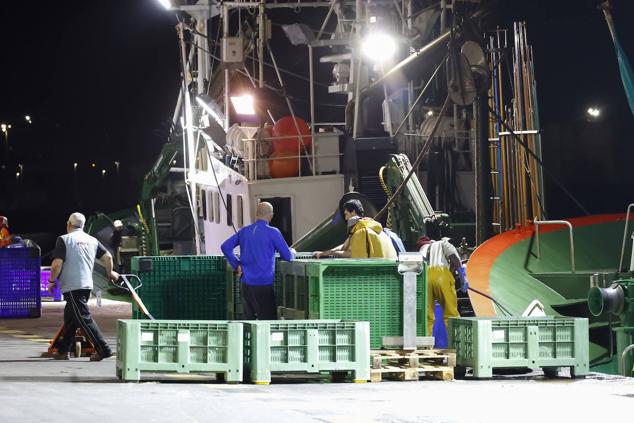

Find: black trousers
241;283;277;320
59;289;111;357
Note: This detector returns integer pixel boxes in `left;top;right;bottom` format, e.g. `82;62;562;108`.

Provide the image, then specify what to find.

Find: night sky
0;0;633;246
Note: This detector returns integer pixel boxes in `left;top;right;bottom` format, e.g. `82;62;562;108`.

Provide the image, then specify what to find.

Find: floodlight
230;94;256;115
157;0;171;10
361;32;397;62
587;107;601;118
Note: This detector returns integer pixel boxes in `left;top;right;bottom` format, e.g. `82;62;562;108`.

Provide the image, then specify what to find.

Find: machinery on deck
588;274;634;376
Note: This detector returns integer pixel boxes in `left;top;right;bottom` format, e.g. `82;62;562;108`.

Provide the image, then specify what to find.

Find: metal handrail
618;203;634;272
534;219;576;273
621;343;634;376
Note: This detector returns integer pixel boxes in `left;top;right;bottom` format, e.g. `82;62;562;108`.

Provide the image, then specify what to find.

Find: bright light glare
196;96;225;127
426;110;434;117
25;115;31;123
230;94;256;115
157;0;171;10
0;124;6;133
362;32;396;62
587;107;601;118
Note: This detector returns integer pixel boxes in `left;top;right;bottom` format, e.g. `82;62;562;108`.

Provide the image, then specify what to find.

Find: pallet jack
47;274;154;357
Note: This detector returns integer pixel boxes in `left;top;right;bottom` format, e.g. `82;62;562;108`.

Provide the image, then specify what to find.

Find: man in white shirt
417;236;468;335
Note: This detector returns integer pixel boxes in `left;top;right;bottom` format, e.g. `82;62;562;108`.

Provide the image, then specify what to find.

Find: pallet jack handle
113;274;155;320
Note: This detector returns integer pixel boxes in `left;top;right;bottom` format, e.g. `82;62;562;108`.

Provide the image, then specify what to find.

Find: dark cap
415;236;433;249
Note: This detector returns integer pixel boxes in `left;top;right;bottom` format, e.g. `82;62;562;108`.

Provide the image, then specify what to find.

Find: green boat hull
467;214;631;374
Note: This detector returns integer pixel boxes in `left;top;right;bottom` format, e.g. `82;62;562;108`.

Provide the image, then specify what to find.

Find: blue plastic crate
40;267;62;302
0;248;42;318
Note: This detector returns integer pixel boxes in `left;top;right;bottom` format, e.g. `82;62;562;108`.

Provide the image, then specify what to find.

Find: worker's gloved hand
458;266;469;293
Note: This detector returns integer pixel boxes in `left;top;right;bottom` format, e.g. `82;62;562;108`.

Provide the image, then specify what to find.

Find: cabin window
226;194;233;227
213;192;220;223
198;188;206;219
206;191;213;223
237;195;244;228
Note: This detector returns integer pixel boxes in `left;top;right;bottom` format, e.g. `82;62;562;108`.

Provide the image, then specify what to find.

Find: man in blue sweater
221;201;295;319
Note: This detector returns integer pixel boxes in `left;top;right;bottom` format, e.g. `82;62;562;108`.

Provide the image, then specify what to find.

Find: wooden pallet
369;349;456;382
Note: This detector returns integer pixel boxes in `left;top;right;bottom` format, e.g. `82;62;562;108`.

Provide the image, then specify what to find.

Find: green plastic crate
116;319;243;382
277;261;294;309
448;317;590;378
293;259;427;349
242;320;370;384
131;256;227;320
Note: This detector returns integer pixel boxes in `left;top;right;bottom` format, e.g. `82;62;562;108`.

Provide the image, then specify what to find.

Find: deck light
157;0;171;10
230;94;256;115
362;32;396;63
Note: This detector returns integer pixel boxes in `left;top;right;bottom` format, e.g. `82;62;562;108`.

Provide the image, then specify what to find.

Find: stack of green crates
131;256;227;320
278;259;427;349
116;319;243;382
448;316;589;378
243;320;370;384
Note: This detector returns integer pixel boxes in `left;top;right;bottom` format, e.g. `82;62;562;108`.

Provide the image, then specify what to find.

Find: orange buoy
271;116;312;154
268;149;299;178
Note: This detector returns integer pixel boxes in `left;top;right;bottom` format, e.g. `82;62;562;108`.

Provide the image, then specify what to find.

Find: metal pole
196;16;206;95
177;23;201;254
618;203;634;271
620;343;634;376
383;68;393;137
309;45;317;175
316;0;336;40
258;1;265;88
223;5;231;131
352;0;364;139
352;54;363;139
406;0;414;156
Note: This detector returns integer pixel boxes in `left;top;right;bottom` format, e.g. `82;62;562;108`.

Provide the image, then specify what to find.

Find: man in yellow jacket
314;200;397;259
417;236;467;335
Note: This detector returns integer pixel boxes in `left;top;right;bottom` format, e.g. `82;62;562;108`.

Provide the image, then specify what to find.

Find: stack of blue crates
0;247;42;318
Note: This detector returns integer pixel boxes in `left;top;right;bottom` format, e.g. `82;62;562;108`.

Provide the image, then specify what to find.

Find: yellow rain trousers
426;266;460;335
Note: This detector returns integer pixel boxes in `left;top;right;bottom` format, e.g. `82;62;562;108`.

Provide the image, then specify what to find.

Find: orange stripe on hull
467;214;627;316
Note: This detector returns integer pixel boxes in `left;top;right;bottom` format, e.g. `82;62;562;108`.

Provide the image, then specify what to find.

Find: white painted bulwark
249;174;344;242
196;158;251;255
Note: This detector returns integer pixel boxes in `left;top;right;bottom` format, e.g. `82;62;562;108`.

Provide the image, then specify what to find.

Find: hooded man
314;199;397;259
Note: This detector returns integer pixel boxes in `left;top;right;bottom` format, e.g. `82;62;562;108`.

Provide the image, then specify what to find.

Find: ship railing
533;219;576;273
618;203;634;272
239;127;344;181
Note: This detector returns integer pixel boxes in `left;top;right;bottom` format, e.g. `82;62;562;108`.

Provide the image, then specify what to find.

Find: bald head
256;202;274;222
